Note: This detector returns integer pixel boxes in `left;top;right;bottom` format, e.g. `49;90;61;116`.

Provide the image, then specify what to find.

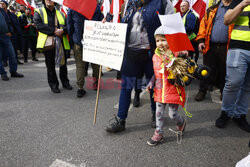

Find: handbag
43;15;58;51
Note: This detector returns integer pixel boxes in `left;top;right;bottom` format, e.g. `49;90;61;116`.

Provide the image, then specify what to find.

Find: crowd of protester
0;0;249;146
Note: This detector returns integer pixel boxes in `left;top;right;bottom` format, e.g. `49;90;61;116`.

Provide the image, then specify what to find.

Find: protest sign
82;20;127;71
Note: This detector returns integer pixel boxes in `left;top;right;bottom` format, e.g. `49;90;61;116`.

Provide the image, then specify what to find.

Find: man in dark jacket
7;6;23;64
19;8;38;62
180;0;199;62
33;0;72;93
67;6;103;97
0;5;24;81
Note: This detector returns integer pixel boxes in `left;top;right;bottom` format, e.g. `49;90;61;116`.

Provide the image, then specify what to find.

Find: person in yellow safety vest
16;5;26;17
33;0;72;94
180;0;199;63
215;0;250;133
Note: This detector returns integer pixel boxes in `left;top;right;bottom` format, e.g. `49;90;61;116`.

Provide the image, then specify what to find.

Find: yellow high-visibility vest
182;10;197;40
231;6;250;42
35;7;70;50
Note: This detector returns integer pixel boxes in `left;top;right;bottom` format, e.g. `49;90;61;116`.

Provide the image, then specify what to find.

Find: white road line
114;89;147;111
50;159;86;167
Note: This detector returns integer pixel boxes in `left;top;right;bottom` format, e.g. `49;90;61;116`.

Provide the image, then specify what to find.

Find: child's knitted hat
154;26;165;37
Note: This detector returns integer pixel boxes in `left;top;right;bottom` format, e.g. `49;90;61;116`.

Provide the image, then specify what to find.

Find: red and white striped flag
110;0;124;23
158;13;194;52
16;0;28;6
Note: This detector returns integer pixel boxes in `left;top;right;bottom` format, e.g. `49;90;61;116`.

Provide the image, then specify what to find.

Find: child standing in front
147;26;186;146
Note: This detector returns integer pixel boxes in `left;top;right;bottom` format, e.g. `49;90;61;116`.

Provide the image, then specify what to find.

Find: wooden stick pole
93;65;102;125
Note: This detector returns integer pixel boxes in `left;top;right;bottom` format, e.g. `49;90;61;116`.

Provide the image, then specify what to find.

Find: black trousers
23;36;37;60
199;42;227;94
44;49;69;88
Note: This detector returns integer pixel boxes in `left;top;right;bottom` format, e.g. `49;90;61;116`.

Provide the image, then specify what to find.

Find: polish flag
15;0;28;6
158;13;194;52
63;0;97;20
192;0;208;20
102;0;110;17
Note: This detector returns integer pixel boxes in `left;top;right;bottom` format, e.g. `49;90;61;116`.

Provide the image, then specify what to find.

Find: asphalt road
0;54;249;167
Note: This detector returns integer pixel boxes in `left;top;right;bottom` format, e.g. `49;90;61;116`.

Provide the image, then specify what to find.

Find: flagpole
93;65;102;125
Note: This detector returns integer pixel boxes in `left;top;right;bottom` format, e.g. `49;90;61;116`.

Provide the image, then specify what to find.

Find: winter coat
19;13;37;37
152;51;186;107
66;5;103;46
0;10;8;35
196;1;234;55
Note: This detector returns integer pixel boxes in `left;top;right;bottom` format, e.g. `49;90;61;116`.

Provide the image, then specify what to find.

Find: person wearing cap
146;26;186;146
33;0;72;93
105;0;175;133
0;1;24;81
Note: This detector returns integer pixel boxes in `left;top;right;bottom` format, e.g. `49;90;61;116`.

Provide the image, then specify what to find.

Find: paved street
0;54;249;167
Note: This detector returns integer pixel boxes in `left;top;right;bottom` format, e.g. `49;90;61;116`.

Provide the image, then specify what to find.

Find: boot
133;92;140;107
195;91;206;101
233;115;250;133
215;111;230;128
106;116;126;133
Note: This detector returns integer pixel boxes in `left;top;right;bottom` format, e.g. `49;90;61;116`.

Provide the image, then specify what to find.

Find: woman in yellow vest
33;0;72;93
215;0;250;132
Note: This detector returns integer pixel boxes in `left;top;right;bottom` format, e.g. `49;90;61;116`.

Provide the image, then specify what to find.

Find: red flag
174;0;182;13
16;0;28;6
192;0;206;21
159;13;194;52
63;0;97;20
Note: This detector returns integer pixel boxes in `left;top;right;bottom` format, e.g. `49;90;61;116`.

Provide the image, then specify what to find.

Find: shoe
147;131;163;146
17;60;23;65
215;111;231;128
51;87;61;93
32;58;39;61
151;112;156;128
195;91;206;101
11;72;24;78
77;89;86;98
177;120;186;133
63;83;73;90
133;92;140;107
233;115;250;133
106;116;125;133
1;75;9;81
24;59;27;63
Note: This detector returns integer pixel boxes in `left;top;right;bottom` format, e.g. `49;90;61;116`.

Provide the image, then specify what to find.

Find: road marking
114;89;147;112
50;159;86;167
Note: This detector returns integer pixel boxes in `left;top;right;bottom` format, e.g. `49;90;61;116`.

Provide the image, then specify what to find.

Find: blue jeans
117;75;156;120
222;48;250;118
0;35;17;76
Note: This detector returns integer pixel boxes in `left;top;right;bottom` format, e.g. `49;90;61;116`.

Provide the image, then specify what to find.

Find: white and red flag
15;0;27;6
110;0;124;23
63;0;97;20
102;0;110;17
158;13;194;52
31;0;37;9
173;0;182;13
51;0;64;5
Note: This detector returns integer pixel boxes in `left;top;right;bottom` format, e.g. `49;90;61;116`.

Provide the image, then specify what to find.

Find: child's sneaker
177;120;186;133
147;131;163;146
